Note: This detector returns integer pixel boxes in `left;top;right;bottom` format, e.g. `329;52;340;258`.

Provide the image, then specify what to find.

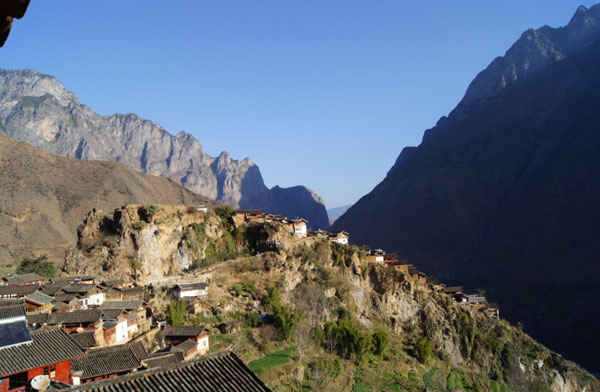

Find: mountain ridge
0;68;329;228
333;4;600;372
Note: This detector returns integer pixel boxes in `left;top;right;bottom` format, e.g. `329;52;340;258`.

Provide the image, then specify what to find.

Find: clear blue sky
2;1;596;208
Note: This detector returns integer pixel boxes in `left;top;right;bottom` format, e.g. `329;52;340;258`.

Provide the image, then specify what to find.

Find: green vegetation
16;255;57;278
213;205;235;230
138;204;161;222
234;281;256;296
167;300;186;326
248;347;294;376
414;336;434;364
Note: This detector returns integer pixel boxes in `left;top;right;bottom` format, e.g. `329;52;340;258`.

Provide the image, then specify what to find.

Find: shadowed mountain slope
333;4;600;372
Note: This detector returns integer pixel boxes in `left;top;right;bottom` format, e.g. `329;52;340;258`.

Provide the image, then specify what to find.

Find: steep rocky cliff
72;208;598;391
333;4;600;372
0;68;329;228
0;133;215;266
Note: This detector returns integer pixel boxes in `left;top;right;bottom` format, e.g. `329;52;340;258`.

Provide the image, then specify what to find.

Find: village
0;206;499;392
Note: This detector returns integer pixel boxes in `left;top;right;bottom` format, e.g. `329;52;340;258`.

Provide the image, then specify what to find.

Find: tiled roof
0;299;25;320
53;302;70;311
101;309;125;320
125;341;149;361
63;284;98;294
72;346;141;379
26;312;49;327
62;351;272;391
163;325;206;338
0;320;32;349
0;327;85;376
25;291;54;305
54;292;79;303
99;300;144;310
4;273;44;284
141;353;182;369
70;332;96;348
171;339;197;352
176;282;208;290
0;284;38;297
48;309;102;325
40;283;69;296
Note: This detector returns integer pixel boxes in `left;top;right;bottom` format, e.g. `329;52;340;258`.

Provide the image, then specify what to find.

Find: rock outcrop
0;133;215;266
0;68;329;228
333;4;600;372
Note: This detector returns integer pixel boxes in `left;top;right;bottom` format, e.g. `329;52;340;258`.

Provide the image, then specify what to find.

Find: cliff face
0;69;329;228
0;133;215;266
333;4;600;372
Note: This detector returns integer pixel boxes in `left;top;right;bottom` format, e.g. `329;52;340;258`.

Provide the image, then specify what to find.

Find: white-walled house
329;231;349;245
291;219;308;237
171;282;208;299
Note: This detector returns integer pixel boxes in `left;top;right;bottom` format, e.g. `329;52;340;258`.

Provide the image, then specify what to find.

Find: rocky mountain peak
0;68;330;228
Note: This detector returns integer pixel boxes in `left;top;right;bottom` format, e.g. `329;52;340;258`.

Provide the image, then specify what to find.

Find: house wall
26;360;72;384
177;289;207;298
84;292;105;306
294;224;307;236
197;335;209;355
336;237;348;245
115;320;129;344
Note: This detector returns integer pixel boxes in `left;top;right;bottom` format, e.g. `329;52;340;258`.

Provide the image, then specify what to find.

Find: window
50;365;56;378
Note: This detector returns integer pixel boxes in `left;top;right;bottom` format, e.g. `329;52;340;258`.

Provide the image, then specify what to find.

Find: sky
2;1;597;208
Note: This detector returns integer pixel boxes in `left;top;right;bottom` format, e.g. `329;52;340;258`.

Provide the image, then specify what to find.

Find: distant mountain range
0;69;329;229
0;132;216;266
333;4;600;372
327;205;352;225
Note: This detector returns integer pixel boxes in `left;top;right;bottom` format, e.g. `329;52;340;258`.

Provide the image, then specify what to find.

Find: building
24;292;54;314
291;218;308;237
71;344;144;384
99;301;150;334
60;351;271;392
365;249;385;263
171;282;208;299
161;326;209;356
48;310;103;346
329;231;349;244
0;284;38;299
61;285;105;308
0;327;85;391
1;273;45;286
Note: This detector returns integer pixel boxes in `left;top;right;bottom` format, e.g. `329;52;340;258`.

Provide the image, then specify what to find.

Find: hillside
0;68;329;228
64;206;599;391
333;4;600;372
0;133;216;266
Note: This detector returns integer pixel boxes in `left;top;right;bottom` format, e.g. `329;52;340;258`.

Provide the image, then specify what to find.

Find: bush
372;330;390;357
17;255;57;278
138;204;160;222
167;300;185;326
414;337;433;364
214;205;235;230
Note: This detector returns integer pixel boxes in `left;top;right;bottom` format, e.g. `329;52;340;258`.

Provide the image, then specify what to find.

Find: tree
372;330;390;357
138;204;160;222
17;255;57;278
167;300;185;326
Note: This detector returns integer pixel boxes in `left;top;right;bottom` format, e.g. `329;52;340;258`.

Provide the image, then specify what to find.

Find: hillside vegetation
65;206;598;391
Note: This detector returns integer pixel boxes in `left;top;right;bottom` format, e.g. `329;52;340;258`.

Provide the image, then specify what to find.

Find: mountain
0;68;328;229
333;4;600;372
327;204;352;225
0;132;216;266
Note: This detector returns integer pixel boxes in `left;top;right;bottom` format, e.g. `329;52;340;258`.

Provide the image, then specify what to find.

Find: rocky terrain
0;133;215;266
0;68;329;229
66;206;599;391
333;4;600;372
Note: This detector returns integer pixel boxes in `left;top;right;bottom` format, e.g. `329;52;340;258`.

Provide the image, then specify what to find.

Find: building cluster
0;272;268;391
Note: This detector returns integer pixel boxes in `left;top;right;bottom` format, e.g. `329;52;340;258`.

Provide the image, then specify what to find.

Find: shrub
167;300;185;326
414;336;433;364
138;204;161;222
16;255;57;278
372;330;390;357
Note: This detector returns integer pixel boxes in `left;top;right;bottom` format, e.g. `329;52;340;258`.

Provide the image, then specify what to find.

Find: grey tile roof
40;283;69;296
63;284;98;294
48;309;102;325
171;339;197;353
163;325;206;338
176;282;208;290
99;301;144;310
141;353;182;369
0;299;25;320
0;320;32;348
0;327;85;376
0;284;39;297
72;346;141;379
53;293;79;303
27;312;49;327
70;332;96;348
4;273;44;284
61;351;272;391
25;291;54;305
100;309;125;320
